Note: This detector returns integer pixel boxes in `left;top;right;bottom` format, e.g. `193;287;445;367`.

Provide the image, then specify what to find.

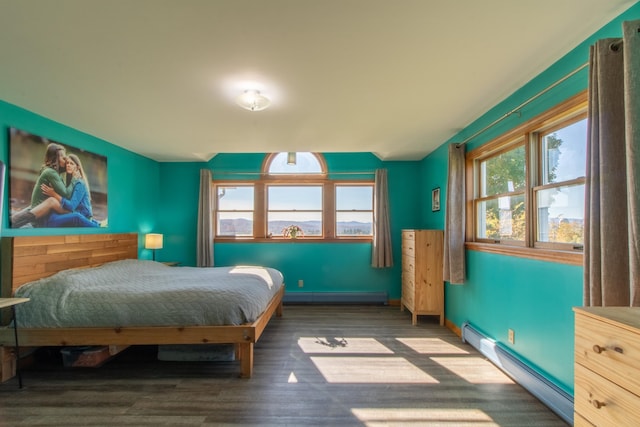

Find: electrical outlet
298;279;304;288
508;329;515;344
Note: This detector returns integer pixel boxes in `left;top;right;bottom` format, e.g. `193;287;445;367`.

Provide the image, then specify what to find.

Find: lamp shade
145;233;163;250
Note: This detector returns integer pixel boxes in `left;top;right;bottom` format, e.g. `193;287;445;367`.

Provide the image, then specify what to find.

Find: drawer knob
592;344;606;354
592;399;606;409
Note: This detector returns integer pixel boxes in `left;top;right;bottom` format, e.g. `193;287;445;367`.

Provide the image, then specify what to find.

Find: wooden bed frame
0;233;284;380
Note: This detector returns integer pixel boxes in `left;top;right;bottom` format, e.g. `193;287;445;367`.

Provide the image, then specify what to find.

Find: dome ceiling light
236;89;270;111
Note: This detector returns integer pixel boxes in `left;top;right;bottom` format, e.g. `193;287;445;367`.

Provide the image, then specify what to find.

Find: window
213;153;374;242
267;185;323;237
215;185;254;237
476;142;526;244
535;119;587;248
336;185;373;236
466;92;587;264
268;152;323;174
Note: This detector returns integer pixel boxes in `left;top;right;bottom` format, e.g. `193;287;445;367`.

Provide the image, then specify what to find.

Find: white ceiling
0;1;635;162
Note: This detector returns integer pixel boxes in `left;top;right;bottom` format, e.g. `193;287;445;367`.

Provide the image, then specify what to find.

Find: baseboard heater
283;292;388;305
461;321;573;425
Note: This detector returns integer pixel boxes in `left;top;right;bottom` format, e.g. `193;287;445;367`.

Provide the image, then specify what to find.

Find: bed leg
276;300;283;317
237;342;254;379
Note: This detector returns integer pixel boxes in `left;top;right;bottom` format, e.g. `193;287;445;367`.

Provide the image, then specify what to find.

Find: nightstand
0;298;30;388
162;262;180;267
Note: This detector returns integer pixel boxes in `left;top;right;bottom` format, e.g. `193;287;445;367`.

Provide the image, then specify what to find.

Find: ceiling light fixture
236;89;270;111
287;152;297;165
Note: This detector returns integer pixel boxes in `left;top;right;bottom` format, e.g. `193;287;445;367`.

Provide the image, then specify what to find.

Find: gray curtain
197;169;214;267
584;20;640;306
443;143;466;284
372;169;393;268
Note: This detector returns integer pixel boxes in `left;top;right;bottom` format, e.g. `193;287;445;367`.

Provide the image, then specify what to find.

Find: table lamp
145;233;163;261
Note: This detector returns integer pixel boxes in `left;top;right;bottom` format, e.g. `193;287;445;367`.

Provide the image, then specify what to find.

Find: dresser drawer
402;230;415;241
575;311;640;397
402;240;416;258
402;255;415;274
402;273;415;293
575;362;640;426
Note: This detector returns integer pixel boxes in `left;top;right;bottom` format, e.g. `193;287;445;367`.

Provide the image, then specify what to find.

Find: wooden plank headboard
1;233;138;295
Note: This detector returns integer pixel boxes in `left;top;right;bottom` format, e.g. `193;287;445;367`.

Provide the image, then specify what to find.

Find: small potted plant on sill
282;224;304;239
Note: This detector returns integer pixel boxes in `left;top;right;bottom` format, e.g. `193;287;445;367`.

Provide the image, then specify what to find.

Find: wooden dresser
400;229;444;326
574;307;640;426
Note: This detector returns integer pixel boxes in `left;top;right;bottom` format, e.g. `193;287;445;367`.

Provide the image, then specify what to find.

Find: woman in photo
39;153;100;228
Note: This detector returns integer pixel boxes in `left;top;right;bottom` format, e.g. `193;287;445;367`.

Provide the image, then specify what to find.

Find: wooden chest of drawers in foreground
401;230;444;326
573;307;640;426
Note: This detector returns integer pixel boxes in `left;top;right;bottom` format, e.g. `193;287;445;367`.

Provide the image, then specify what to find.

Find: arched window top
263;152;327;176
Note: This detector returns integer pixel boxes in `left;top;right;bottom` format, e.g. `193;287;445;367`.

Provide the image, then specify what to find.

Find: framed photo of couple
8;127;108;229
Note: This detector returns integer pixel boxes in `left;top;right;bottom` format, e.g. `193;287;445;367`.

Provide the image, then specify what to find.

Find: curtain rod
457;61;589;147
609;38;624;51
212;171;375;176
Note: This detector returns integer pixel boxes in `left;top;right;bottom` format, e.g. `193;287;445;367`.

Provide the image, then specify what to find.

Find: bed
0;233;285;379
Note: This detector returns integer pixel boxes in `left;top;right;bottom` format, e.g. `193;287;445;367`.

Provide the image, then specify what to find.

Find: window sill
215;237;373;243
465;242;582;266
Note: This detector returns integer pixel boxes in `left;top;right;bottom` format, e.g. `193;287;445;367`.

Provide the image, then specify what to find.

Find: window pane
217;212;253;236
268;212;322;236
480;145;525;197
336;212;373;236
268;186;322;210
476;194;525;241
268;185;322;237
542;119;587;184
269;152;323;174
217;186;254;210
536;184;584;244
336;186;373;210
216;186;254;237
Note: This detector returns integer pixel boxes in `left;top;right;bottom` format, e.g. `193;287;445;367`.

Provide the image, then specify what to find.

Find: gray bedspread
13;260;284;328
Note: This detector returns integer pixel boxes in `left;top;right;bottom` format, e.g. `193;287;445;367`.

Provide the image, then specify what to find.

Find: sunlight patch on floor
310;357;439;383
396;337;470;354
431;357;514;384
351;407;497;426
298;337;393;354
287;372;298;383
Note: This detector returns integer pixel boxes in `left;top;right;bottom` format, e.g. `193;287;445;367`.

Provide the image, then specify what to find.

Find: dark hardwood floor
0;305;568;426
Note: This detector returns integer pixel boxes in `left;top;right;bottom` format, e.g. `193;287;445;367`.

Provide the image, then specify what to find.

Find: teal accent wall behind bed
417;2;640;394
0;100;160;255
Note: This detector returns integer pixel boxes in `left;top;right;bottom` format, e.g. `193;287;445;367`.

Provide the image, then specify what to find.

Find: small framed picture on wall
432;187;440;212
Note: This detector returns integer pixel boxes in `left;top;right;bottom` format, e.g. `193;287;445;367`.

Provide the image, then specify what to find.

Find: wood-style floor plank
0;305;568;426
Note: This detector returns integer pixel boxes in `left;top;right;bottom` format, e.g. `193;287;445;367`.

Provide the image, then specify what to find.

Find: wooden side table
0;298;30;388
162;261;180;267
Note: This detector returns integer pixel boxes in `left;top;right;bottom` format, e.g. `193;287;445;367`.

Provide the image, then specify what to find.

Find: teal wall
155;161;203;264
420;3;640;393
155;153;421;300
0;100;160;256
